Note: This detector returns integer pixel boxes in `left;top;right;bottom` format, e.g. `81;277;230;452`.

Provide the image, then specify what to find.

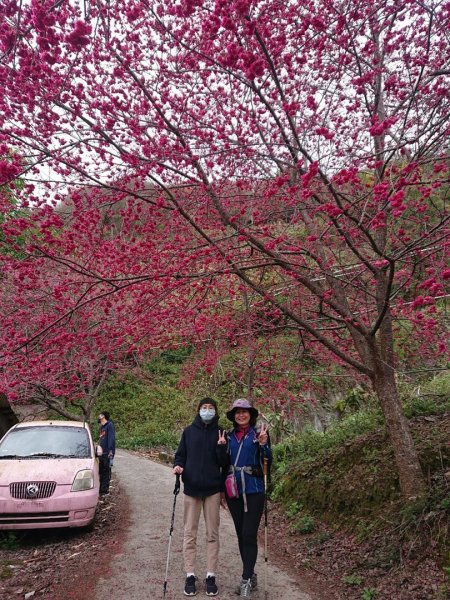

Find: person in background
98;411;115;495
224;399;272;598
173;398;228;597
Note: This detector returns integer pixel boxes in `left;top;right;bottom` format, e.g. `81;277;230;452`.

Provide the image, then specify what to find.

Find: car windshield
0;426;92;459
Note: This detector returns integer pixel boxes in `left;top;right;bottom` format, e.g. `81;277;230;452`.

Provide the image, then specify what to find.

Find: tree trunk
0;393;18;437
372;363;426;502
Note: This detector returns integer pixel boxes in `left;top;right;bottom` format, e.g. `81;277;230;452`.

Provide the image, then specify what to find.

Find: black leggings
226;493;265;580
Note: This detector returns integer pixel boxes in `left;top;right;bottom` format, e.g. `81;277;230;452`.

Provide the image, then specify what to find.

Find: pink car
0;420;101;530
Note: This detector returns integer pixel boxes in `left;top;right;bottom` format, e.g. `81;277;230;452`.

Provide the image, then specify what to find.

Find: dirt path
95;449;321;600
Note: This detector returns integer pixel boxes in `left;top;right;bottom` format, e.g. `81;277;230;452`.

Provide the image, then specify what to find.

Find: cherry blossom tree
0;254;127;419
0;190;218;417
0;0;449;500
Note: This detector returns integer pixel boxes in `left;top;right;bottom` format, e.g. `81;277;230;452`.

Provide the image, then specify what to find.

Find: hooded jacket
174;414;228;497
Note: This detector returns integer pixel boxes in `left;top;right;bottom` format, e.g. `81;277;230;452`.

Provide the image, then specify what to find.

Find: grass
273;408;383;469
401;371;450;417
269;371;450;542
92;350;202;451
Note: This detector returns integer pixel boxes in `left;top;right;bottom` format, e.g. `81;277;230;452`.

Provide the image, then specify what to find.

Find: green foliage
269;477;286;501
291;514;315;534
361;589;377;600
145;347;192;379
119;430;179;449
0;532;22;550
286;500;303;517
271;377;449;542
342;574;364;586
94;355;196;450
0;160;39;258
355;518;378;542
0;199;29;258
402;372;450;418
264;410;294;444
273;409;383;467
334;386;372;415
440;497;450;511
270;410;388;522
403;394;447;417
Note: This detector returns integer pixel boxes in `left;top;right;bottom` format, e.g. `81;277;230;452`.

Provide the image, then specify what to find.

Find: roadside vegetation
269;379;450;599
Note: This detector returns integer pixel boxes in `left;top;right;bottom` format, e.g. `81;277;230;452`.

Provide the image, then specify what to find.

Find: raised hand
258;423;269;446
218;430;227;445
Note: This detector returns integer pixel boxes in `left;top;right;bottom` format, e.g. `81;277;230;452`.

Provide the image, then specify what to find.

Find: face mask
199;408;215;422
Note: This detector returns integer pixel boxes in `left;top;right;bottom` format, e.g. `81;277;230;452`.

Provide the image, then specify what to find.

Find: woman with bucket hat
224;398;272;597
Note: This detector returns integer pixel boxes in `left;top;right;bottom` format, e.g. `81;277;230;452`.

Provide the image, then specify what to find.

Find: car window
0;426;92;458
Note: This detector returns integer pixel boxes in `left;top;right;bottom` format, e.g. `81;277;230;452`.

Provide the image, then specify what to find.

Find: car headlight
72;469;94;491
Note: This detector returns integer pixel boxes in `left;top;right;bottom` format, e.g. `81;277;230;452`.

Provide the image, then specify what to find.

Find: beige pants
183;493;220;574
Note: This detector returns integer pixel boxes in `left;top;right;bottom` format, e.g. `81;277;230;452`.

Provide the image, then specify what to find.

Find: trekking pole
263;457;269;599
163;472;180;598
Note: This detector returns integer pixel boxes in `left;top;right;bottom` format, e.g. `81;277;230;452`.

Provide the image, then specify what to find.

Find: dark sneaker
239;578;252;597
205;576;218;596
184;575;197;596
235;573;257;594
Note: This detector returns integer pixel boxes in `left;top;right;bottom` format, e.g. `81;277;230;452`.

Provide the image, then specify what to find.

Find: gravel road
94;449;318;600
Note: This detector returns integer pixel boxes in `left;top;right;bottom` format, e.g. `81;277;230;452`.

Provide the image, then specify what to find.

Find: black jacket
174;414;228;497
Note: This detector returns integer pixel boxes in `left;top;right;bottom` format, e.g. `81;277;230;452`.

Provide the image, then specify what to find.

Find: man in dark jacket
173;398;228;597
98;411;115;495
